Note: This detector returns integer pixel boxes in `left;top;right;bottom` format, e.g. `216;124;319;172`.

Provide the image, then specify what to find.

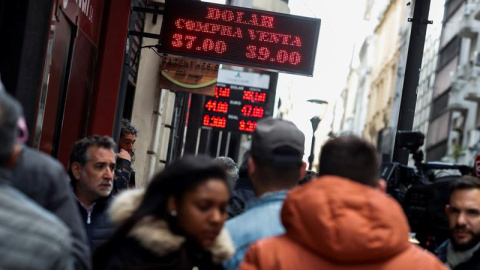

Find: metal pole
195;128;201;155
392;0;431;165
216;131;223;157
225;132;231;157
308;134;316;171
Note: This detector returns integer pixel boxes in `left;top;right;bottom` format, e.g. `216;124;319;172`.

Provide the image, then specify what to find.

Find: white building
427;0;480;164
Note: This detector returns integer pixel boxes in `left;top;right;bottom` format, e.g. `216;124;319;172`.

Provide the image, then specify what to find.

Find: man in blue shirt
224;118;306;270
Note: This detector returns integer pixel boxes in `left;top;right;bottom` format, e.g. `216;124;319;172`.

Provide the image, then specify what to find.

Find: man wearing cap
223;118;306;270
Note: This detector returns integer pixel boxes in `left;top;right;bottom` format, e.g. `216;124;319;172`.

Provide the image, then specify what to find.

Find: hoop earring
170;210;177;217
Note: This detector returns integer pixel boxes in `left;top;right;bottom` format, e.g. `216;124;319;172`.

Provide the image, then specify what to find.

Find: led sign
159;0;321;76
202;85;269;133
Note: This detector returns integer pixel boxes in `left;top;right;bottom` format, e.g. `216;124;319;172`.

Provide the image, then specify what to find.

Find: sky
278;0;369;153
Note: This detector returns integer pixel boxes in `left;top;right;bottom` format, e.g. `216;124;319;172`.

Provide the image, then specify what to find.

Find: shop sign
158;55;220;96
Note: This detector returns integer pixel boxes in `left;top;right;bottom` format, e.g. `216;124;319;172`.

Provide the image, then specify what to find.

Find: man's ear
297;162;307;180
445;205;450;215
71;162;82;181
377;179;387;193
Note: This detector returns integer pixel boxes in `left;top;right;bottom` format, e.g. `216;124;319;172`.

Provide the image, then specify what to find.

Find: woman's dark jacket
93;189;235;270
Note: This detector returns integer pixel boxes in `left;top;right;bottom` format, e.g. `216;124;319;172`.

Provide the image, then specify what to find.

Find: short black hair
120;119;138;137
68;135;116;182
449;176;480;201
318;135;379;187
252;147;303;189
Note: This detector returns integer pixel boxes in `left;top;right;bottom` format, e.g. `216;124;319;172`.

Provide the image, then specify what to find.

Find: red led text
205;100;229;113
175;19;243;38
239;120;257;132
241;105;264;118
171;33;227;54
206;7;274;29
245;45;301;65
215;87;231;98
203;115;227;128
243;91;267;103
247;30;302;47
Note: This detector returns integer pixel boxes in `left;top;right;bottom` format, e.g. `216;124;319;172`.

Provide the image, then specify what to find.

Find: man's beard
450;226;480;251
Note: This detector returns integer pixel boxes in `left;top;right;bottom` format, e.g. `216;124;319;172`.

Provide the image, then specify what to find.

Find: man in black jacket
68;135;117;251
113;119;137;194
435;176;480;269
0;82;91;269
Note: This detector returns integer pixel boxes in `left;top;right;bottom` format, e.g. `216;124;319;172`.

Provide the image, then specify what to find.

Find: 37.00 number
245;45;301;65
171;34;227;54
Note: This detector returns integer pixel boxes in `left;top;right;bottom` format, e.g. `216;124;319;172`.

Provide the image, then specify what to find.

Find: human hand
118;149;132;162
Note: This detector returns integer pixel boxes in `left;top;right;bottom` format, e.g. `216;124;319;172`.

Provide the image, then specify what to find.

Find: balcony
465;90;480;102
459;3;479;38
465;54;480;103
448;87;468;112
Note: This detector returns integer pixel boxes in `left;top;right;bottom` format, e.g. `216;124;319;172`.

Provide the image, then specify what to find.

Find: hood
109;189;235;263
282;176;411;263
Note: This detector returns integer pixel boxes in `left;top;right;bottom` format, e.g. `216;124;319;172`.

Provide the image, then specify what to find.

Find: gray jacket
10;146;91;269
0;178;74;269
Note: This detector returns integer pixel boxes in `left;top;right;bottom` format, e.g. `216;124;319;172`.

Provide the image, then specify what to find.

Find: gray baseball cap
251;118;305;164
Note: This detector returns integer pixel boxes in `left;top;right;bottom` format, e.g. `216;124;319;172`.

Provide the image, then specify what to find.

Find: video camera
382;131;472;251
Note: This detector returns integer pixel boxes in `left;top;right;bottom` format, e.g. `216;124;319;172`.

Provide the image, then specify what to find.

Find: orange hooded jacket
240;176;447;270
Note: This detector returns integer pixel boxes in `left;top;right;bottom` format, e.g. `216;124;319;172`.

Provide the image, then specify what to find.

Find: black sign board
159;0;321;76
202;83;271;134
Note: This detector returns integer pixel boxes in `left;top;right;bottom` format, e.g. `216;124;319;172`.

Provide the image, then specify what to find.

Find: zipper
87;212;91;224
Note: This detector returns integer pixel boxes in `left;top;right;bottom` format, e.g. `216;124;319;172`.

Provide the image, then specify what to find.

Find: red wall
88;0;132;136
39;0;131;168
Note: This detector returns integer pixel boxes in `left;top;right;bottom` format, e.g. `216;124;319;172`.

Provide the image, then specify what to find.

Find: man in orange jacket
240;135;447;270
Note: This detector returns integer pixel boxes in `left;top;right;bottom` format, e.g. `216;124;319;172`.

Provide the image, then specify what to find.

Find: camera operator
435;176;480;270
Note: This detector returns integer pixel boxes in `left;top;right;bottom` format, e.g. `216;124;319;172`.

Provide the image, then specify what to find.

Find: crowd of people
1;79;480;270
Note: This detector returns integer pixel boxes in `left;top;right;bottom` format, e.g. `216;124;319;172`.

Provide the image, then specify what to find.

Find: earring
170;210;177;217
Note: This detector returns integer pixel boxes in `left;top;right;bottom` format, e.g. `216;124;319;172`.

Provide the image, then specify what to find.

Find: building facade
427;0;480;164
1;0;133;168
364;0;407;148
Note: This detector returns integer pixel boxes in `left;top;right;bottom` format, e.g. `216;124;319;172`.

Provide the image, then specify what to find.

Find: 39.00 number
245;45;301;65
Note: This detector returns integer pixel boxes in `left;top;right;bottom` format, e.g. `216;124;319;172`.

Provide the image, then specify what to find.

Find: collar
245;190;288;210
73;194;97;213
73;192;112;212
447;240;480;268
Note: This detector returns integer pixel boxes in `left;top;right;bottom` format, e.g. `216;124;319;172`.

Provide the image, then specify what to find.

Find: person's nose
457;212;468;226
210;208;223;225
104;167;114;180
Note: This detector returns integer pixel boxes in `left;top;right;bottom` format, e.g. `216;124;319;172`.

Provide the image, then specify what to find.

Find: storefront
1;0;132;167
